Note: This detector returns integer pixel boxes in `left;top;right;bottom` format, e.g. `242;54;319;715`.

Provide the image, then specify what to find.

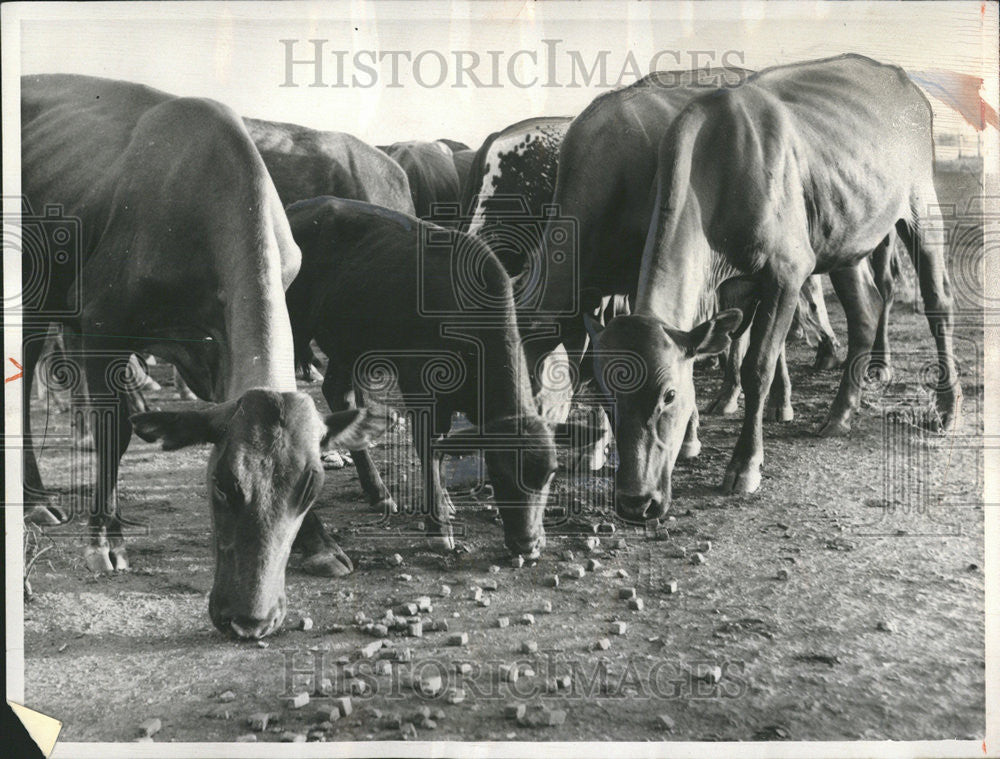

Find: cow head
445;415;600;558
588;310;742;523
131;389;383;639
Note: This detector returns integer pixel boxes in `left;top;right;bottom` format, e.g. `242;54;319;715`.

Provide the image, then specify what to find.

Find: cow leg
295;510;354;577
351;384;397;513
867;234;896;382
707;328;746;415
81;351;134;572
708;277;755;415
802;275;842;371
722;262;809;494
819;262;882;436
897;189;961;429
23;326;53;514
322;370;397;513
767;345;794;422
679;406;701;459
173;366;198;400
813;333;840;371
578;407;614;471
413;408;455;551
130;354;161;392
60;330;95;451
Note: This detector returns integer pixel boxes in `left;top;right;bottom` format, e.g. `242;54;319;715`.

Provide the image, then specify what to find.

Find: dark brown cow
380;141;463;221
590;55;960;521
285;196;596;557
21;74;383;638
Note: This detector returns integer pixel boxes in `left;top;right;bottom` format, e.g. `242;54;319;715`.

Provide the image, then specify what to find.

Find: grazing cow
22;74;384;639
460;116;618;463
530;68;846;394
589;54;961;521
285;196;595;557
380;141;463;221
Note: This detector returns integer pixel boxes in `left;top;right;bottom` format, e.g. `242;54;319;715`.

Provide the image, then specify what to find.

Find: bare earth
21;170;986;743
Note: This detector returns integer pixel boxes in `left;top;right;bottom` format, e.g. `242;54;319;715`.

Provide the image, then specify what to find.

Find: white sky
12;0;1000;149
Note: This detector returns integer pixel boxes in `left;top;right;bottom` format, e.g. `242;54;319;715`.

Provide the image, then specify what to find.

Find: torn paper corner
7;701;62;757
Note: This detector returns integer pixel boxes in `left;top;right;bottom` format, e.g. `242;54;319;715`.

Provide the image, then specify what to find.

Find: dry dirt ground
20;170;987;744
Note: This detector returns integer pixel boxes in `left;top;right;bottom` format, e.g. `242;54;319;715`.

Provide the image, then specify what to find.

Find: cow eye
663;389;676;405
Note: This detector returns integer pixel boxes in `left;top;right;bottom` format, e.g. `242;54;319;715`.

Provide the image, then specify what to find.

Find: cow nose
229;610;283;640
506;533;546;561
615;493;666;524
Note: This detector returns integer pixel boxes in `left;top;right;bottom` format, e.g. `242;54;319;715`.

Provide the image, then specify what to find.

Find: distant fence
934;132;984;163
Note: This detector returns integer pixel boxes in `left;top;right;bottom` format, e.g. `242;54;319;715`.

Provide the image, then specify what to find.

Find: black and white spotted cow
462;116;573;275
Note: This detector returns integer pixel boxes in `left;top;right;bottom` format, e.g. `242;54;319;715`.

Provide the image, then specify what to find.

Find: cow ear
666;308;743;359
551;418;610;450
322;409;387;451
131;404;234;450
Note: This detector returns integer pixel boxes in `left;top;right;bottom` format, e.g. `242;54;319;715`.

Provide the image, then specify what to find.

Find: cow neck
634;109;714;332
468;319;537;426
634;211;714;331
217;241;298;400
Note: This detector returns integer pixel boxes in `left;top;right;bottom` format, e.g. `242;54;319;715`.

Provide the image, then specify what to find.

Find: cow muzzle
615;491;668;524
505;532;546;561
210;593;287;639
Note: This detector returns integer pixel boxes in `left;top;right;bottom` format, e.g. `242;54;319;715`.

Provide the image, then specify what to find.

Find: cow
22;74;384;639
284;196;596;557
380;141;463;221
459;115;621;464
530;68;850;406
462;116;573;273
247;118;415;214
436;138;471;154
588;54;961;522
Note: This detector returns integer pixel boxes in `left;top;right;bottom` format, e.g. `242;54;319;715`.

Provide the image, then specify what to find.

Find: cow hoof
818;417;851;437
679;439;701;459
813;355;841;371
936;388;962;432
301;551;353;577
371;497;398;514
84;546;115;574
865;363;892;384
427;524;456;551
322;451;346;469
109;544;130;571
706;393;740;416
721;466;761;494
428;534;456;551
770;404;794;423
177;388;198;401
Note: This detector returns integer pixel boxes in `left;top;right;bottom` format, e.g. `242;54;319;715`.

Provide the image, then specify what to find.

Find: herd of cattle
21;53;961;639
